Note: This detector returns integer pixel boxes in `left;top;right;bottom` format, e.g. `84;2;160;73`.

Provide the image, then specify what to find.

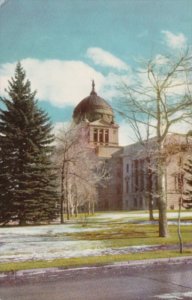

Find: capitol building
72;82;191;211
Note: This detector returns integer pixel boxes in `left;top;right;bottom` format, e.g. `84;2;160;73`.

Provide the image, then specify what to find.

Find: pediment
90;119;118;127
90;119;110;126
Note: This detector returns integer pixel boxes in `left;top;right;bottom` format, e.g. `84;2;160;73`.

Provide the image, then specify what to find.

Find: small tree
0;62;59;225
55;125;81;223
55;123;109;222
118;51;192;237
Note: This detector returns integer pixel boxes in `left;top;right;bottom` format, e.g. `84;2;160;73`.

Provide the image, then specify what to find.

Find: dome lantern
90;80;96;95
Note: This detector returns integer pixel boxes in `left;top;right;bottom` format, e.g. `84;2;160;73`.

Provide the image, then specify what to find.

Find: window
140;160;144;191
126;163;129;173
134;160;138;191
94;129;98;142
131;162;134;192
178;173;184;188
99;129;103;143
126;181;129;194
147;167;152;192
175;173;184;192
105;129;109;143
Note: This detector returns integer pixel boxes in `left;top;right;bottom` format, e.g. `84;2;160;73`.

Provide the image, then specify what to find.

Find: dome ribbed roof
73;81;114;124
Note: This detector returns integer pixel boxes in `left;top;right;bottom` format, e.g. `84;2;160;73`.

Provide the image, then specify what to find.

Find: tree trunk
66;197;70;220
60;158;65;224
66;173;70;221
75;203;78;217
91;202;95;215
60;199;64;223
157;156;168;237
63;160;70;221
156;90;168;237
19;218;26;226
88;201;91;215
146;160;154;221
178;197;183;253
148;193;154;221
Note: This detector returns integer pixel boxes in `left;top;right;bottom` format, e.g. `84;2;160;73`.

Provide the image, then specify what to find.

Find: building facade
111;134;191;211
73;83;191;211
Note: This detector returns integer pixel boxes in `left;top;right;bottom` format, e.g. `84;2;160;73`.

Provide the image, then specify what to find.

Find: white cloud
100;72;133;100
0;0;8;7
154;54;169;65
161;30;187;50
119;121;136;146
0;55;133;108
0;58;105;107
118;117;191;147
169;112;192;135
86;47;129;70
118;120;154;146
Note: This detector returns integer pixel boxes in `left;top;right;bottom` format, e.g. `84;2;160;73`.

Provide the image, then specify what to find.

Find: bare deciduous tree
54;123;109;223
54;124;81;223
124;114;158;220
118;51;192;237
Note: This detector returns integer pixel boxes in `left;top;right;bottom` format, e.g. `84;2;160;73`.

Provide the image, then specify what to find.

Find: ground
0;211;191;270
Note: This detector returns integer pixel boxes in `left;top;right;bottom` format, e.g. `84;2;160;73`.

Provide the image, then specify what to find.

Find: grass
60;224;192;248
1;211;191;273
63;210;192;225
0;249;192;273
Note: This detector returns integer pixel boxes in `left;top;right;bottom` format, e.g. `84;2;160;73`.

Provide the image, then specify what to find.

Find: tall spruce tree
0;62;59;225
184;159;192;209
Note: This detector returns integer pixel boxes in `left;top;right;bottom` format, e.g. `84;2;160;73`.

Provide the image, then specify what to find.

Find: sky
0;0;191;145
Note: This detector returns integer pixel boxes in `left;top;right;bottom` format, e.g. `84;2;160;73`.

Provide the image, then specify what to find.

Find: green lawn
64;209;192;223
0;223;191;272
59;223;192;248
0;211;191;273
0;250;192;273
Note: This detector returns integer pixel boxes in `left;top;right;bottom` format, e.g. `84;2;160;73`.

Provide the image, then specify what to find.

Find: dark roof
73;90;113;116
73;81;114;121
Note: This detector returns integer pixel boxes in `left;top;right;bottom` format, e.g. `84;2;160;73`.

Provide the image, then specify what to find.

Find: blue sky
0;0;191;144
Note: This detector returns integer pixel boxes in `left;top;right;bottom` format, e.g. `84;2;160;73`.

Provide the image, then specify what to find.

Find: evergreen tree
184;159;192;209
0;62;59;225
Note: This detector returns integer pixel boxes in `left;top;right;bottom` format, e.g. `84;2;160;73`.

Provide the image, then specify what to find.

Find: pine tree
184;159;192;209
0;62;59;225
